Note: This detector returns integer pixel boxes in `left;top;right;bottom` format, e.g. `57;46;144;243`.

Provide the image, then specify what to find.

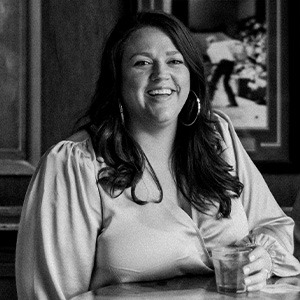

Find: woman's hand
243;245;273;291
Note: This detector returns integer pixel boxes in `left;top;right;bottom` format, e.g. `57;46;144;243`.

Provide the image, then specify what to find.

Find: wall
41;0;128;153
264;175;300;208
265;0;300;208
263;0;300;204
187;0;254;32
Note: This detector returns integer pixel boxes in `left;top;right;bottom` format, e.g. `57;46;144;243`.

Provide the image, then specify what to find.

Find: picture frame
233;0;289;166
0;0;41;175
185;0;297;172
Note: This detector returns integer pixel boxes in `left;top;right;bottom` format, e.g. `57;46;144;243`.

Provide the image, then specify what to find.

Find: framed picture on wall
186;0;297;172
0;0;41;175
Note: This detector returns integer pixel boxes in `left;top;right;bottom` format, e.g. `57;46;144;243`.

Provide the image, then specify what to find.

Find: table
71;275;300;300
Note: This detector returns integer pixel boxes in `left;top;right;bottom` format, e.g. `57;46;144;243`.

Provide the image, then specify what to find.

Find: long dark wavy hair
78;11;243;218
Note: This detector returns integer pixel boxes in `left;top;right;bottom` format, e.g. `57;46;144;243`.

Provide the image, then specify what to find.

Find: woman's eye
134;61;151;66
169;59;184;65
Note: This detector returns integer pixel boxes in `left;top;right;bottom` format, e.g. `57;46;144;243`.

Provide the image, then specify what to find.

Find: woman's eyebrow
129;50;181;60
166;50;180;56
129;52;152;60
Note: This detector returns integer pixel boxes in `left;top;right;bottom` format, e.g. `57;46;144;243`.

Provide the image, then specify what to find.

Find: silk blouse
16;111;300;300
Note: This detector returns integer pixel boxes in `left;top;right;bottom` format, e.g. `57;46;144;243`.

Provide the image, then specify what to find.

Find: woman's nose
150;62;170;81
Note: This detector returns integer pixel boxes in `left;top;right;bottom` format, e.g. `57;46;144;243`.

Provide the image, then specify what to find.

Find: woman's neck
128;122;177;165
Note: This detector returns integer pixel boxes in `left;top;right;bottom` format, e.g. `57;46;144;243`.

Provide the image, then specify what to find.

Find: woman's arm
16;137;102;299
214;110;300;277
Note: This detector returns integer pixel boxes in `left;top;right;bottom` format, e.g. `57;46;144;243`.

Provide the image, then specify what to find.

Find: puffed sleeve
214;110;300;277
15;136;102;299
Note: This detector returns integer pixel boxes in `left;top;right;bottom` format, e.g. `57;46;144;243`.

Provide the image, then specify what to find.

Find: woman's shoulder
211;109;234;136
41;130;96;166
210;110;241;159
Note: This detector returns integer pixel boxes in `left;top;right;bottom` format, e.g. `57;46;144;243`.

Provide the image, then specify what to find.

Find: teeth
148;89;172;96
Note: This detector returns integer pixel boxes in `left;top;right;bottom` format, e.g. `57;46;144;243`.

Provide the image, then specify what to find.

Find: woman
16;11;300;299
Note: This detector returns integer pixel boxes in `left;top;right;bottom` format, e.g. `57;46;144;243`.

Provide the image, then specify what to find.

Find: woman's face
121;27;190;130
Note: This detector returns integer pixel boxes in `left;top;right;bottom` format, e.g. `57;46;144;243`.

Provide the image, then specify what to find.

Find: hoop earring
119;102;125;125
180;90;201;127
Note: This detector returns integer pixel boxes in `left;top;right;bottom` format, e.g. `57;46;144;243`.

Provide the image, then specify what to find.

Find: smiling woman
15;11;300;300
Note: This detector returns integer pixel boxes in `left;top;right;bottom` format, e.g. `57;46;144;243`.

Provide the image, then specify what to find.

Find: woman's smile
146;87;178;103
147;88;173;97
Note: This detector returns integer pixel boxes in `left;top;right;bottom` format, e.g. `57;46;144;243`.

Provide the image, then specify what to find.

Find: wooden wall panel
41;0;127;152
0;0;126;205
0;0;41;175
